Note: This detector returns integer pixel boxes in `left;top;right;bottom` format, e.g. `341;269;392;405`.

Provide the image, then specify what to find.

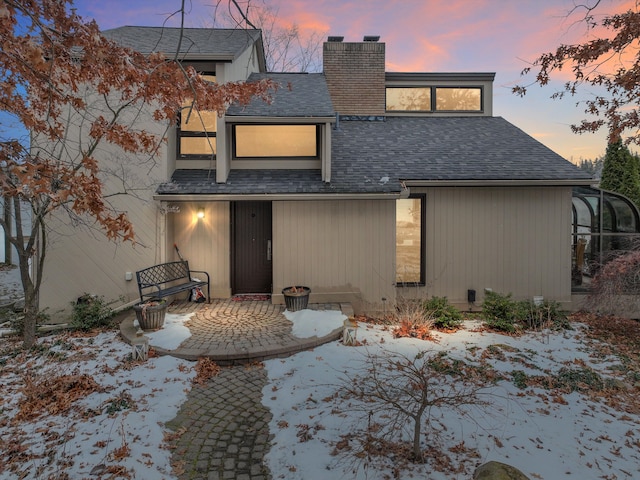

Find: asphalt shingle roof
332;116;593;182
157;116;591;197
226;73;335;118
101;26;261;59
158;169;398;195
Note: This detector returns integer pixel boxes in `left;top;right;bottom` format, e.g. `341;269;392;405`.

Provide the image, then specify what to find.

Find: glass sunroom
572;186;640;292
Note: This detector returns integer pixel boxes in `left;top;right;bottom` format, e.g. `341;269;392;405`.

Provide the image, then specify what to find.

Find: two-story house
39;27;604;318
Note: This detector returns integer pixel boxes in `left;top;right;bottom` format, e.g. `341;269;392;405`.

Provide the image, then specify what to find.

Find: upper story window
233;125;319;158
178;74;217;159
386;86;483;113
386;87;431;111
435;87;481;111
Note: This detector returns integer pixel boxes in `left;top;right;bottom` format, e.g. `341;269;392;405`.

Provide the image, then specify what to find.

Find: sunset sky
16;0;640;161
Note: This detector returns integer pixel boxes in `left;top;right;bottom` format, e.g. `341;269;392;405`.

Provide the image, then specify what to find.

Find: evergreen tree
578;157;604;179
600;139;640;208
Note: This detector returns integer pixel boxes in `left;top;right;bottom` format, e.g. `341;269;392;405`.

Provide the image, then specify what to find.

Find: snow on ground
2;309;640;479
284;309;346;338
134;312;194;350
263;317;640;479
0;318;196;480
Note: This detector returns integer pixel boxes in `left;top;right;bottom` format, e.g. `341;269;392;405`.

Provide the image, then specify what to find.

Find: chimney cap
327;36;344;42
363;35;380;42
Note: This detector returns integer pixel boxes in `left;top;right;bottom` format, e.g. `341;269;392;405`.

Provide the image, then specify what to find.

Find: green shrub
71;294;114;331
511;370;529;389
483;291;570;333
481;291;521;333
422;296;462;329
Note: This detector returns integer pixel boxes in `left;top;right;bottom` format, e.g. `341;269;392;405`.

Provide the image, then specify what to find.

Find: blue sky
6;0;633;161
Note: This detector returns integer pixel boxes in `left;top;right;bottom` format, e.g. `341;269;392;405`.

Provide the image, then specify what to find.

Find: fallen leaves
17;371;104;422
192;357;220;386
0;330;194;479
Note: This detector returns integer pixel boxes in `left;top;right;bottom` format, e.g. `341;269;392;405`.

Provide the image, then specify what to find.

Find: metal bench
136;260;210;303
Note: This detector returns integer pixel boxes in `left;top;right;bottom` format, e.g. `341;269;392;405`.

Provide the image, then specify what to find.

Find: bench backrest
137;261;190;287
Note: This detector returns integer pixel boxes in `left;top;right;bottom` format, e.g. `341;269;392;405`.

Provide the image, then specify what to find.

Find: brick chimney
323;36;385;115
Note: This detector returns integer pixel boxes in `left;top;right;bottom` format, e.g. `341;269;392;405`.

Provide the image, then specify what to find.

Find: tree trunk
2;194;11;264
18;250;37;349
22;291;38;349
412;400;428;460
412;409;425;460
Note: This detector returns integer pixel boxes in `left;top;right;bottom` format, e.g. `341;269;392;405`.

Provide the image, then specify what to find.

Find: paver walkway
122;298;353;479
166;365;272;480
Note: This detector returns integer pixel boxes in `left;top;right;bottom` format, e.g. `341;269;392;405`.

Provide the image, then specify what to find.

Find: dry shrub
192;357;221;386
392;299;434;340
17;372;104;422
585;250;640;316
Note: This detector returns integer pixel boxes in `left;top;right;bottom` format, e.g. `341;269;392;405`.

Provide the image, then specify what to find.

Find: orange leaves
515;7;640;145
192;357;221;386
1;1;277;256
17;372;104;422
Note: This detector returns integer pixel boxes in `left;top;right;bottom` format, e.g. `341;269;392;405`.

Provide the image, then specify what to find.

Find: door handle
267;240;272;261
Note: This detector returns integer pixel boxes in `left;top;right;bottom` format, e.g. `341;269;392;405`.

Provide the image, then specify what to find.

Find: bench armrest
189;269;210;283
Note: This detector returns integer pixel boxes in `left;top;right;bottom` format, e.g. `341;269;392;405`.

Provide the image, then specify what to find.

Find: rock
473;461;530;480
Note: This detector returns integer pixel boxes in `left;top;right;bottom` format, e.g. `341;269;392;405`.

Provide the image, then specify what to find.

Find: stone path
167;365;273;480
122;299;353;478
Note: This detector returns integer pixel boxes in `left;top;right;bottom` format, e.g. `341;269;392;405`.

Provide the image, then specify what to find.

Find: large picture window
178;74;217;159
396;195;425;285
234;125;319;158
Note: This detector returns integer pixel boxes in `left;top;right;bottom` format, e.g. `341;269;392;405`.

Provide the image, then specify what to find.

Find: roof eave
157;53;235;62
154;192;403;201
225;115;336;123
403;179;595;187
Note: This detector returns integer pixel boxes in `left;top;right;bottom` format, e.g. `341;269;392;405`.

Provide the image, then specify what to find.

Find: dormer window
386;86;483;113
233;124;319;158
178;74;217;159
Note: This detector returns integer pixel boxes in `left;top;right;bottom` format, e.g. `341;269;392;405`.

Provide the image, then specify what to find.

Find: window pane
180;75;217;133
436;87;481;111
609;197;638;232
396;198;422;284
386;87;431;111
180;136;216;156
181;106;217;132
235;125;317;157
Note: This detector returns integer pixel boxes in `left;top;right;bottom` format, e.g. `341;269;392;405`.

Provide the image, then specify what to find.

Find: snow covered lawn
1;310;639;479
0;314;197;479
264;313;640;479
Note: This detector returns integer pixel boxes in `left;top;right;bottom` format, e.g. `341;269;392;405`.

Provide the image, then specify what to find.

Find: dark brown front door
231;201;272;294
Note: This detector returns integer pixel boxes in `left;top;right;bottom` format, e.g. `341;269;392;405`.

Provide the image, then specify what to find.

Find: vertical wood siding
39;181;164;318
170;202;231;297
416;186;572;305
272;199;396;310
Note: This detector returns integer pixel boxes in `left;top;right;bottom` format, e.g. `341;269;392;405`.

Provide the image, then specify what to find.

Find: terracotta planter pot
282;286;310;312
133;299;167;330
